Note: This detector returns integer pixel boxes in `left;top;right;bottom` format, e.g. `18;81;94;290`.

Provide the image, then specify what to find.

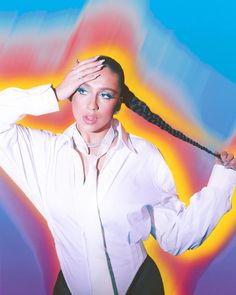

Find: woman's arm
0;55;104;131
0;84;59;133
0;84;60;213
0;56;104;213
150;150;236;255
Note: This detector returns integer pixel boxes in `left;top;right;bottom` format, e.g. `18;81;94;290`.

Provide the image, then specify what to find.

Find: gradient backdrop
0;0;236;294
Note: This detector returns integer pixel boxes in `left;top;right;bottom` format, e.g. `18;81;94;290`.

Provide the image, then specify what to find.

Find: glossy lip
82;114;98;125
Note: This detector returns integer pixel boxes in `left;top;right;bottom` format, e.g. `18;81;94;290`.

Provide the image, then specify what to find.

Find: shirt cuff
208;164;236;192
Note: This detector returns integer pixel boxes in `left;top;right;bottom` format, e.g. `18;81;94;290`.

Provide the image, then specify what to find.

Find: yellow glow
1;44;235;295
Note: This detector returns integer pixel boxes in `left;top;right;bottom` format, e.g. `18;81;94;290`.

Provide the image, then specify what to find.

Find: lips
82;114;98;125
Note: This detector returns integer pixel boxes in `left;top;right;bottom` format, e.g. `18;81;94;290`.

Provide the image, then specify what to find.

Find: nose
87;95;99;111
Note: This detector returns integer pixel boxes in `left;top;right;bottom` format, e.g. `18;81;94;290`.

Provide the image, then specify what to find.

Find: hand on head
55;56;104;101
215;151;236;170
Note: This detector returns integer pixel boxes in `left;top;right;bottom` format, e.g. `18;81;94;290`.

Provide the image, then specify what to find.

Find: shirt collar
63;122;87;154
63;119;137;154
112;119;137;153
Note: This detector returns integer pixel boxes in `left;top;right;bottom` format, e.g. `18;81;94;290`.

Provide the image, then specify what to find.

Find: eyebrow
81;83;119;94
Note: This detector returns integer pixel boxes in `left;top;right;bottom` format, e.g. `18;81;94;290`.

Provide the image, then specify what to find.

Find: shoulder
113;119;164;162
128;133;161;156
128;132;171;172
128;132;176;191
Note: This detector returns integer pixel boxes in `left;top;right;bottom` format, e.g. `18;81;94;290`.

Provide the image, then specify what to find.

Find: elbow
156;234;186;256
157;233;206;256
159;242;184;256
156;229;203;256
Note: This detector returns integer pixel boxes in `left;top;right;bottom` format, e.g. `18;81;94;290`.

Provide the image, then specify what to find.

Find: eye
100;92;114;100
77;87;87;95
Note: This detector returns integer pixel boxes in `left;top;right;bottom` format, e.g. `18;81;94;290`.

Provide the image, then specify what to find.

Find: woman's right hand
215;151;236;170
55;56;104;101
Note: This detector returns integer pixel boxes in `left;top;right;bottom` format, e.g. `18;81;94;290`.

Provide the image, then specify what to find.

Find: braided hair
97;56;220;159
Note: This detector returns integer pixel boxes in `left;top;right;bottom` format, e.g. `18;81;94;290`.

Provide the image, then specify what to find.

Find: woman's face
71;66;121;138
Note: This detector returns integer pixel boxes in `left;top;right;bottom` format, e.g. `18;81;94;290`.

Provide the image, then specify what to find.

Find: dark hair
98;56;220;158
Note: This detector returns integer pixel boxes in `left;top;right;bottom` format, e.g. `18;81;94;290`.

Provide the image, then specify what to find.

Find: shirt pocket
127;206;151;244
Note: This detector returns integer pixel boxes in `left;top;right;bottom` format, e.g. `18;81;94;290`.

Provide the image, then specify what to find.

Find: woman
0;55;235;295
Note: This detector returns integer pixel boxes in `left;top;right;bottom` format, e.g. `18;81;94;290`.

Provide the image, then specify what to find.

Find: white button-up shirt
0;84;236;295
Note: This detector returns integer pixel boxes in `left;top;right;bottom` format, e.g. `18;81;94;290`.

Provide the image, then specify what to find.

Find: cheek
71;98;83;119
101;102;118;118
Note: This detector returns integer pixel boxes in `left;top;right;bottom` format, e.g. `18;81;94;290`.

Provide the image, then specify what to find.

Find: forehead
84;67;120;91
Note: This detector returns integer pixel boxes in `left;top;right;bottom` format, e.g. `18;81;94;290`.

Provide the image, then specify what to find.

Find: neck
76;124;111;146
86;140;102;149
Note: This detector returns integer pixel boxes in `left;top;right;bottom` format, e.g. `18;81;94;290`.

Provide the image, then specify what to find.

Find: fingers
72;58;104;74
76;55;99;67
70;57;105;86
229;158;236;170
218;151;236;170
55;56;105;100
221;151;234;164
73;61;104;79
72;56;102;70
69;57;105;91
78;72;101;86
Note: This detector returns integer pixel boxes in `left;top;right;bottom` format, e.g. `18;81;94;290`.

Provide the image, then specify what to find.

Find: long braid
122;84;220;159
96;55;220;159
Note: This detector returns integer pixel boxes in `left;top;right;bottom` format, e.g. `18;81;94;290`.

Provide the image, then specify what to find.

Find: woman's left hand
216;151;236;170
55;56;104;101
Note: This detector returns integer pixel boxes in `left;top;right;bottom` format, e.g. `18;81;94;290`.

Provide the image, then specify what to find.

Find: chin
78;120;112;133
77;124;102;134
